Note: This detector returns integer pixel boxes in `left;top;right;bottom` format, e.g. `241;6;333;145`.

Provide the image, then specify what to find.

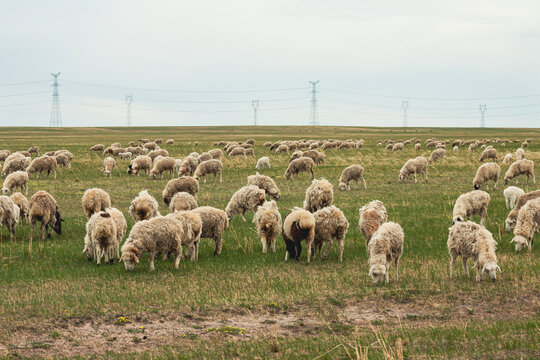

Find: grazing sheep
4;153;25;164
120;216;185;271
26;155;58;179
162;177;199;206
27;146;40;156
473;163;500;190
312;206;349;262
29;191;63;253
128;155;152;176
282;207;316;262
368;222;404;284
247;172;281;200
229;147;247;157
452;190;490;225
2;156;31;177
301;150;325;166
245;148;255;156
338;165;367;191
103;157;116;177
428;148;446;163
143;142;158;150
118;152;132;160
504;186;525;210
83;211;119;264
452;146;458;152
504;159;535;185
502;153;513;165
191;206;229;256
510;198;540;252
10;192;28;225
154;138;163;144
399;157;428;183
82;188;112;219
17;151;32;157
193;159;223;183
146;149;168;161
150;156;176;179
54;153;71;168
0;150;11;161
448;221;500;281
516;148;525;160
289;150;304;163
275;144;289;154
225;185;266;221
303;178;333;213
284;157;315;180
253;200;282;253
0;196;19;240
197;152;212;164
521;141;528;149
2;171;28;195
414;143;421;151
505;190;540;231
129;190;161;222
166;139;175;145
165;210;202;260
479;148;498;162
359;200;388;250
392;142;404;151
256;156;271;169
169;192;198;212
180;156;198;176
208;148;223;160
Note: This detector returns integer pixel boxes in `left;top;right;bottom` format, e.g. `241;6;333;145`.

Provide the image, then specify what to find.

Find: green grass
0;126;538;359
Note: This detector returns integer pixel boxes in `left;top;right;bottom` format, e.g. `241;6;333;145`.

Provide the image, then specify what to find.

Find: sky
0;0;539;127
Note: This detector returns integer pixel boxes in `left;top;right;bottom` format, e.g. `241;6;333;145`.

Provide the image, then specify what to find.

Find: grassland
0;126;538;359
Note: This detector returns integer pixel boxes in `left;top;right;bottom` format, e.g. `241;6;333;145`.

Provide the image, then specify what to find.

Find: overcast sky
0;0;539;127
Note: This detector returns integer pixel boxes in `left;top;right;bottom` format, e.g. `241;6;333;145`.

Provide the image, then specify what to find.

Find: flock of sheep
0;136;537;285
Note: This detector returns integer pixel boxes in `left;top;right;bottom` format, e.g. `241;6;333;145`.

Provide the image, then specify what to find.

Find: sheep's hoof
109;259;115;264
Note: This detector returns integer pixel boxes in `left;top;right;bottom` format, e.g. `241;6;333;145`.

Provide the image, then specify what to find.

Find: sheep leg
414;172;417;183
323;239;333;260
241;211;246;222
394;257;399;281
480;211;486;226
54;170;56;179
174;251;182;269
149;252;156;271
41;222;46;241
219;171;222;183
475;265;481;282
310;168;314;179
213;236;223;256
362;176;367;189
532;172;536;184
29;218;35;255
338;239;344;263
385;265;390;283
306;240;313;263
270;238;276;253
194;241;199;260
462;257;469;277
449;253;456;277
260;236;267;253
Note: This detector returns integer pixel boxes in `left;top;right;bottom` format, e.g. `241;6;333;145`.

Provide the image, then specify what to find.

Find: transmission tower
49;72;62;127
251;99;259;126
401;100;409;128
479;104;486;127
309;80;319;126
125;94;133;126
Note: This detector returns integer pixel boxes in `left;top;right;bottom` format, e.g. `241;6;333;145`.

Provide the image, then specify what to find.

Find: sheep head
53;209;63;235
369;264;387;285
510;235;528;252
452;215;464;225
120;246;140;271
338;182;347;191
482;262;501;281
505;217;516;232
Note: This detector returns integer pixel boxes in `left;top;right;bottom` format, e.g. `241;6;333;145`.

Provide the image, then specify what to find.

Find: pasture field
0;126;539;359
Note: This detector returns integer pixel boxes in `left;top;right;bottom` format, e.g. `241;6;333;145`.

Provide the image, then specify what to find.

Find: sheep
312;206;349;262
263;141;272;147
284;157;315;180
82;188;112;219
282;207;316;262
208;148;223;160
162;177;199;206
245;148;255;156
169;192;198;212
504;159;535;185
303;178;333;213
10;192;28;225
253;200;282;253
255;156;271;169
338;165;367;191
155;138;163;144
25;155;57;179
102;156;116;177
150;156;176;179
289;150;304;163
27;146;40;156
473;163;500;190
225;185;266;221
143;142;158;150
197;152;213;164
392;142;404;151
188;152;199;159
54;150;73;161
129;190;161;222
180;156;198;176
398;157;428;183
139;138;149;144
504;186;525;210
1;156;31;177
2;171;28;195
428;148;446;163
118;152;132;160
120;216;185;271
302;150;325;166
111;142;122;148
505;190;540;231
128;155;152;176
193;159;223;183
166;210;203;260
247;172;281;200
147;149;169;160
275;144;289;154
0;150;11;161
17;151;32;157
83;211;120;264
368;222;404;284
521;141;528;149
229;147;247;157
502;153;513;165
165;139;175;145
29;191;63;253
414;143;421;151
0;195;19;240
452;146;458;152
4;153;25;164
54;153;71;168
479;148;498;162
447;221;500;281
510;197;540;252
452;190;490;225
516;148;525;160
191;206;229;256
359;200;388;250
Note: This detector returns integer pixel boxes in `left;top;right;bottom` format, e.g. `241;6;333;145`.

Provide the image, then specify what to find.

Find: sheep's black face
504;179;510;185
474;184;480;190
53;210;63;235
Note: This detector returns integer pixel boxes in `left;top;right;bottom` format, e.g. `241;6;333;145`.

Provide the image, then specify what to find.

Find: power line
0;91;49;98
0;80;49;87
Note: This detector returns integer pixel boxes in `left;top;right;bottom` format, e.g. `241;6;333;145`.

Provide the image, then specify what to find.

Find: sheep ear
496;265;501;272
368;268;374;276
510;238;515;243
133;255;139;263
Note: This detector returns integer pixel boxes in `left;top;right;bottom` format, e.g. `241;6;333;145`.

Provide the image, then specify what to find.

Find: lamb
253;200;282;253
166;210;203;260
473;163;500;190
120;216;185;271
129;190;161;222
225;185;266;221
504;159;535;185
180;156;198;176
1;156;31;177
479;148;498;162
284;157;315;180
162;177;199;206
312;206;349;262
503;186;525;210
303;178;333;213
191;206;229;256
256;156;271;169
54;153;71;168
193;159;223;183
282;207;316;263
103;157;116;176
452;190;490;225
516;148;525;160
27;146;40;156
82;188;112;219
447;221;500;281
2;171;29;195
150;156;176;179
368;222;404;284
29;191;63;253
502;153;513;165
118;152;132;160
90;144;104;152
510;197;540;252
0;196;19;241
247;172;281;200
505;190;540;231
169;192;198;212
338;165;367;191
359;200;388;249
398;157;428;183
10;192;28;225
228;147;247;157
127;155;152;176
428;148;446;163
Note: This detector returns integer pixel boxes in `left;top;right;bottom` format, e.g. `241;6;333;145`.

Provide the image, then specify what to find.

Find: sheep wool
473;163;500;190
284;157;315;180
282;207;316;262
10;192;29;224
359;200;388;250
511;197;540;252
368;222;404;284
194;159;223;183
505;190;540;231
312;205;349;262
191;206;229;256
169;192;198;212
29;191;62;253
162;176;199;206
253;200;282;253
338;165;367;191
82;188;112;219
503;186;525;210
452;190;490;225
0;195;19;241
303;178;333;213
428;148;446;163
225;185;266;221
129;190;161;222
247;172;281;200
399;157;428;183
255;156;271;170
166;210;203;260
2;171;29;195
504;159;535;185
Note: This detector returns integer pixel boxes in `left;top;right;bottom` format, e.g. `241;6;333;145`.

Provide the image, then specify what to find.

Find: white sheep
29;191;63;253
83;211;119;265
247;172;281;200
515;148;525;160
473;163;500;190
338;165;367;191
255;156;271;170
504;159;535;185
162;176;199;206
368;222;404;284
503;186;525;210
166;210;203;260
502;153;513;165
452;190;490;225
312;205;349;262
399;157;428;183
129;190;161;222
169;192;198;212
428;148;446;163
359;200;388;250
1;156;31;177
2;171;29;195
505;190;540;231
128;155;152;176
225;185;266;221
510;197;540;252
10;192;29;224
253;200;282;253
284;157;315;180
103;157;116;177
191;206;229;256
193;159;223;183
81;188;112;219
150;156;176;179
118;152;132;160
180;156;198;176
0;195;19;241
303;178;333;213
